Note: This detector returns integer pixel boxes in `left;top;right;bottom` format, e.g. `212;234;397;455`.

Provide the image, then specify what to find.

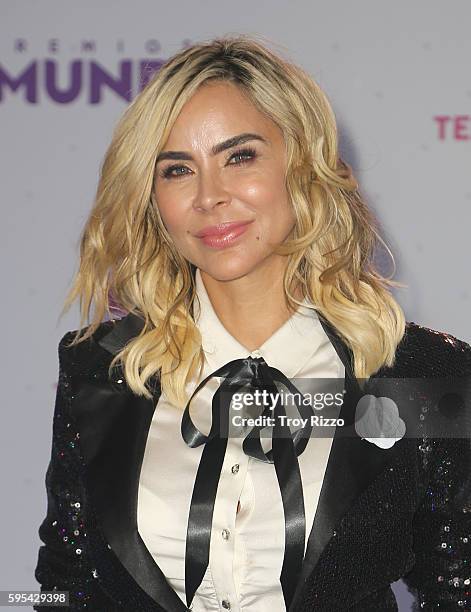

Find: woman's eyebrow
156;132;269;163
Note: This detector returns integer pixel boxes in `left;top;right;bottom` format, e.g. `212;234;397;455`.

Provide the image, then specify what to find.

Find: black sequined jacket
33;313;471;611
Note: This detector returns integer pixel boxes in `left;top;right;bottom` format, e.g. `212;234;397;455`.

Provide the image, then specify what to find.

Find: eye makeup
158;146;258;180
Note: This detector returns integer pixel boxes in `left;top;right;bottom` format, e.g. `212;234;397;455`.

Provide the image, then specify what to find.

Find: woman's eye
227;147;257;165
158;147;257;180
160;165;189;179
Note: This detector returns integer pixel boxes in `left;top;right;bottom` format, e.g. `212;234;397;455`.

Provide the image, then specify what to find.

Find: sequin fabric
34;320;471;611
296;322;471;612
34;321;167;612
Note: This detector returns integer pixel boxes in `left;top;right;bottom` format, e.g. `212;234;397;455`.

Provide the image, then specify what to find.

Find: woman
34;35;471;611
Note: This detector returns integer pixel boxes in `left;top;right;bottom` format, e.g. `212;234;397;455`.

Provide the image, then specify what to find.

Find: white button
251;349;262;357
222;600;231;609
231;464;240;474
221;528;230;540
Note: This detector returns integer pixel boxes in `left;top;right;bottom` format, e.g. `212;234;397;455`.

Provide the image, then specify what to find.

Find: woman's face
153;80;296;282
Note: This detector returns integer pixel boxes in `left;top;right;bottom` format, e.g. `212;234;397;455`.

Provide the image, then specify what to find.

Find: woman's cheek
158;204;185;236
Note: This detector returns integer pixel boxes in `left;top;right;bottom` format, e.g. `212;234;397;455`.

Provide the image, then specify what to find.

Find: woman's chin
197;260;262;283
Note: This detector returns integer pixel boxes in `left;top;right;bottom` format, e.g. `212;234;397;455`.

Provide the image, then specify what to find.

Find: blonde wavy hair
62;33;406;409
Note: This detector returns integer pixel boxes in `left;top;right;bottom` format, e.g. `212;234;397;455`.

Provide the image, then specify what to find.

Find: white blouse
137;268;345;611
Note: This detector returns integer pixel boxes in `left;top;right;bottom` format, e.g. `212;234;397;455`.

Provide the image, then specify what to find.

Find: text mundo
231;389;344;411
0;59;166;104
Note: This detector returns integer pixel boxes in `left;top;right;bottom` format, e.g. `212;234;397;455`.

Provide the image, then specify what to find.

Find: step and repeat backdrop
1;1;469;610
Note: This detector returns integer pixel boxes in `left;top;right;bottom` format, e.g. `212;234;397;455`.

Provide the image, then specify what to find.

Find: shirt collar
193;267;329;378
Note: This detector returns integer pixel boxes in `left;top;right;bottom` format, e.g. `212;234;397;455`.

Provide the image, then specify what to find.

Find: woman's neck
199;260;304;352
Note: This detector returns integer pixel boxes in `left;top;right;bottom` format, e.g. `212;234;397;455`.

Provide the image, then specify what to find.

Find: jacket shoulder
389;320;471;377
57;319;118;377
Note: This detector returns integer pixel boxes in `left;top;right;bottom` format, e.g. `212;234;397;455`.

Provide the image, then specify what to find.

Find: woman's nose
193;169;230;212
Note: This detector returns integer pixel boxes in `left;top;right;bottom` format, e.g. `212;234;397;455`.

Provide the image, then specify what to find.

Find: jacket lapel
289;313;398;610
72;313;188;611
73;310;397;612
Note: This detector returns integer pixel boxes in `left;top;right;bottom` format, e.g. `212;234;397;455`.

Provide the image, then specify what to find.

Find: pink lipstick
195;220;253;249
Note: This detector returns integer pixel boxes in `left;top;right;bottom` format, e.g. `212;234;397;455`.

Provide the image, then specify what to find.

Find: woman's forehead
162;83;282;149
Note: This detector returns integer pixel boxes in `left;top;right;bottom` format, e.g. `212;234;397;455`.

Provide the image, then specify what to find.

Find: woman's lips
196;220;253;249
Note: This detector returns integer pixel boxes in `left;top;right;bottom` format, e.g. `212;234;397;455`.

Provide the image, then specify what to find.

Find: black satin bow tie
180;355;315;610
